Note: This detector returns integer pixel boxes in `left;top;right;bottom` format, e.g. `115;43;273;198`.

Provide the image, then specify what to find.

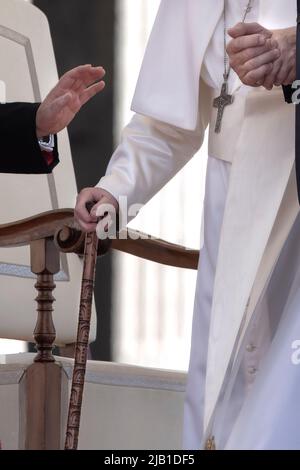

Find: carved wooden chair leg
30;237;60;363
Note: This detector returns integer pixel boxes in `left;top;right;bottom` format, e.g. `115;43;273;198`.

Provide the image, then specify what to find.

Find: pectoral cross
213;80;234;133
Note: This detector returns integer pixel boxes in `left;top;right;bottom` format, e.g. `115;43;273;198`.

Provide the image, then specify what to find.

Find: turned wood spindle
30;237;60;363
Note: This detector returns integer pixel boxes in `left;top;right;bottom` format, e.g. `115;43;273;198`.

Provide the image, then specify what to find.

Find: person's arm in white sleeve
75;111;206;233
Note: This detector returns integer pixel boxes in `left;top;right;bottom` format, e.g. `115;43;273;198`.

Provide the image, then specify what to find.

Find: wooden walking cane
64;228;99;450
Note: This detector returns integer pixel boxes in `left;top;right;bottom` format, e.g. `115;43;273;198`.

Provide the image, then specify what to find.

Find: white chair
0;0;97;349
0;0;197;450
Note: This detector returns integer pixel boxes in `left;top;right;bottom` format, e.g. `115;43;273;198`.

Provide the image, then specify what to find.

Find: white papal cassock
97;0;300;449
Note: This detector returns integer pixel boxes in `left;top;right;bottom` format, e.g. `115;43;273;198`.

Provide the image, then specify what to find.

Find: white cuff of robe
38;134;55;153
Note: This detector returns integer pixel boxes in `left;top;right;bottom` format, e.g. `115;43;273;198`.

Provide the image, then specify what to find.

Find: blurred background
0;0;208;372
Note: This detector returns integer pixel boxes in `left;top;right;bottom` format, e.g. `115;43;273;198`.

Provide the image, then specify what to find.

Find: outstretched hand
227;22;296;90
36;64;105;138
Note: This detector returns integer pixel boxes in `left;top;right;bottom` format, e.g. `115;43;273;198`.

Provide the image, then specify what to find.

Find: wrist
271;27;296;46
36;104;48;138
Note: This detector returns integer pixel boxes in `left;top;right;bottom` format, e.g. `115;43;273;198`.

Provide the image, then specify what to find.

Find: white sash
204;86;297;432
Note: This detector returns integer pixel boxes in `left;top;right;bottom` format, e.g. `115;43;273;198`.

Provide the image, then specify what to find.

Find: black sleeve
0;102;59;174
282;85;293;104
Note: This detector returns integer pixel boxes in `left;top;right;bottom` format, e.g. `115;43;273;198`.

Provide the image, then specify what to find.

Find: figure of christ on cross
213;80;234;133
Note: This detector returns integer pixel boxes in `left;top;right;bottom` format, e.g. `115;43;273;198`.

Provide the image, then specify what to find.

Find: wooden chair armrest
111;229;199;270
55;226;199;270
0;209;74;247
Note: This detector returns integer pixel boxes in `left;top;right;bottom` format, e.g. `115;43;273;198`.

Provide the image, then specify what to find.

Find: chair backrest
0;0;96;346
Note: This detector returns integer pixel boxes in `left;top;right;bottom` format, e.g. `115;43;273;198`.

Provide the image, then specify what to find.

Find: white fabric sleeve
96;113;206;223
38;134;55;153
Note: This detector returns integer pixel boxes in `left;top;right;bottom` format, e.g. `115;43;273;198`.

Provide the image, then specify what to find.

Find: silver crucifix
213;80;234;133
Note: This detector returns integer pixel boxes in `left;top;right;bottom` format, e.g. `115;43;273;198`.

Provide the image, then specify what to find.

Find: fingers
75;187;102;232
77;220;98;233
241;48;280;74
228;22;272;39
63;64;100;80
227;26;280;88
70;65;105;82
228;36;278;63
90;191;119;219
228;46;279;87
243;62;274;86
91;196;118;240
255;63;294;89
274;63;294;86
227;33;267;54
75;187;119;233
282;67;296;85
49;65;92;94
79;80;106;106
58;65;106;92
70;66;106;92
89;196;116;219
228;25;296;90
65;64;93;77
229;42;274;66
96;214;114;240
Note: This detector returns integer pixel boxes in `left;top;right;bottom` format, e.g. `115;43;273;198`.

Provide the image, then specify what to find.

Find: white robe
184;0;299;450
97;0;299;449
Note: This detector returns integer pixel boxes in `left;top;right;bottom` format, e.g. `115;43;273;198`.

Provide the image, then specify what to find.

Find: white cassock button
248;367;257;375
246;344;256;353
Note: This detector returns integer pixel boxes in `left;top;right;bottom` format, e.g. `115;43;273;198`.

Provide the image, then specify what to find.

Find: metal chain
223;0;253;81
